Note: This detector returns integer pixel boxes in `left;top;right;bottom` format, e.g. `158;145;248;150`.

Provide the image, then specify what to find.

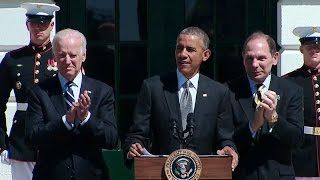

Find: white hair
52;28;87;55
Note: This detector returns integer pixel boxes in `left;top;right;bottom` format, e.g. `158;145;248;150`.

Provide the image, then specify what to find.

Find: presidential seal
164;149;202;180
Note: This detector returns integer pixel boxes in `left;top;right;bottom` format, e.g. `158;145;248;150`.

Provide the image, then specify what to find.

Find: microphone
171;116;179;140
186;113;195;136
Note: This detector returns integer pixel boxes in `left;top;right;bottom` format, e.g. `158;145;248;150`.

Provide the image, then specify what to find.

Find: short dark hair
178;27;210;50
242;31;277;56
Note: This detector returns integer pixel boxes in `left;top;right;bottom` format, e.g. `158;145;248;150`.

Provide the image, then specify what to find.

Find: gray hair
177;27;210;50
52;28;87;55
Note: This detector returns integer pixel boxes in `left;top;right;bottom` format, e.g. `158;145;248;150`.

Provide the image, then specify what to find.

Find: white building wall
0;0;56;179
277;0;320;76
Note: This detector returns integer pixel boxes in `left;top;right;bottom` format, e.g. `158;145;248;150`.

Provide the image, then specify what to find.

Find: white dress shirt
176;69;199;112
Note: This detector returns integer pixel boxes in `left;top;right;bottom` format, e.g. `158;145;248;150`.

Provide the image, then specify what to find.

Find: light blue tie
180;80;193;133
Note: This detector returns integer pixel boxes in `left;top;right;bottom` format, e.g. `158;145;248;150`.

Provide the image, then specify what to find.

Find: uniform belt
295;177;320;180
304;126;320;136
17;103;28;111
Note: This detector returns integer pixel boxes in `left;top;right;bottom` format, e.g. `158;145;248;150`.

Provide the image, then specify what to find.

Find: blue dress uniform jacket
284;65;320;177
0;42;57;161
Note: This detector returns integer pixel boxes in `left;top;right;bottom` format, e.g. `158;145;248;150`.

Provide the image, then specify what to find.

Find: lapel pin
203;93;207;97
277;95;280;100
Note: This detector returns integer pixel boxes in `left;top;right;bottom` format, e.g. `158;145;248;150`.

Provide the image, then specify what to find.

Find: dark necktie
254;83;263;108
180;80;193;133
64;81;75;110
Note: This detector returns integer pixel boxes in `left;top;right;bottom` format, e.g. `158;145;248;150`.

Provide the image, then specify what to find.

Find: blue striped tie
64;81;75;110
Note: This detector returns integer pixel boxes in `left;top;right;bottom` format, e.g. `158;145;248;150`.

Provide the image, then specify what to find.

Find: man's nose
179;48;188;57
65;55;71;63
252;59;259;67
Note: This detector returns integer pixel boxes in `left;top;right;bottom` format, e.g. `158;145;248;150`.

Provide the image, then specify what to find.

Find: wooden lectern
134;155;232;180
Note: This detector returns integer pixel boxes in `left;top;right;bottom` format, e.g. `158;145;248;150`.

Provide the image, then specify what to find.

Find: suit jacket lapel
237;77;255;121
236;75;281;127
162;72;182;130
47;77;66;117
193;75;208;128
268;74;281;113
80;75;90;94
46;75;91;119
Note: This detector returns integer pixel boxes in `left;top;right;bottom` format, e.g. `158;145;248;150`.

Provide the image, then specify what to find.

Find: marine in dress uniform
284;26;320;179
0;3;59;180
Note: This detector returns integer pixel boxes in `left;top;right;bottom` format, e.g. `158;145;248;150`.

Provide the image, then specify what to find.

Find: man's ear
272;52;279;66
299;46;303;53
202;49;211;62
82;52;86;62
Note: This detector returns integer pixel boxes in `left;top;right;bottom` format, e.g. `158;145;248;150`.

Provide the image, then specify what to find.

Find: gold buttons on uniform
16;81;22;89
315;84;319;88
34;79;39;83
35;70;39;74
35;61;40;66
314;76;318;81
17;73;20;77
317;108;320;113
316;92;320;96
317;100;320;104
36;53;41;59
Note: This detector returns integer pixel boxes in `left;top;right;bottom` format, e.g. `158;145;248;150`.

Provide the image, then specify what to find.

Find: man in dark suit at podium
123;26;238;171
227;32;304;180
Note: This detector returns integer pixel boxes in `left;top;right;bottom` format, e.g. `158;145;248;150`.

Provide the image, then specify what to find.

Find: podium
134;155;232;180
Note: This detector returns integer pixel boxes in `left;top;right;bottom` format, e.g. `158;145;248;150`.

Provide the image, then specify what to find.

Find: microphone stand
172;119;184;149
183;113;194;146
172;113;195;149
